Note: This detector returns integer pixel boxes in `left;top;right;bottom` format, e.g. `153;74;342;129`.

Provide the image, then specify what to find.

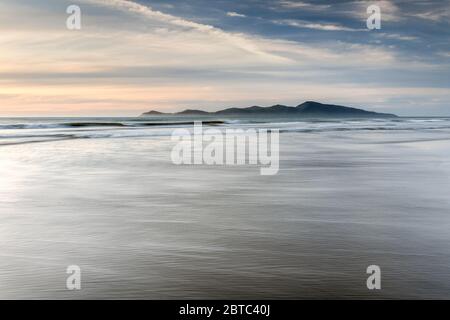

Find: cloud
277;1;330;10
438;52;450;58
273;19;364;32
353;0;449;24
339;0;402;22
86;0;286;62
411;10;450;22
277;0;400;22
377;33;419;41
226;12;247;18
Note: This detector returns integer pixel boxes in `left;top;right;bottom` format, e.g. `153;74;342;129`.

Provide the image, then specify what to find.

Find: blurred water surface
0;117;450;299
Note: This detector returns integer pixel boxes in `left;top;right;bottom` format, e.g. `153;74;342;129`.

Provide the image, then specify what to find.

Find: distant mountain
141;101;397;118
177;109;210;116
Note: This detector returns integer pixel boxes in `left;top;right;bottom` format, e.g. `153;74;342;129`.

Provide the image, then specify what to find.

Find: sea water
0;117;449;299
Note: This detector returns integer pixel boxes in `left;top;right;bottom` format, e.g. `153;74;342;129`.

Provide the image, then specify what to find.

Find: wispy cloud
438;51;450;58
273;19;364;32
412;9;450;22
226;12;247;18
277;1;330;10
332;0;402;22
88;0;286;62
377;33;419;41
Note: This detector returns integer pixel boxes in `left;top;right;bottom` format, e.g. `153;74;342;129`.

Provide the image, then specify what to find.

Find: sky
0;0;449;116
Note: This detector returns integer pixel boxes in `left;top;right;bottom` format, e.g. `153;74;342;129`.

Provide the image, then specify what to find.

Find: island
141;101;397;118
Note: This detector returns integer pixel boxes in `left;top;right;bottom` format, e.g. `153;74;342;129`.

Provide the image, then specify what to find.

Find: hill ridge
141;101;397;118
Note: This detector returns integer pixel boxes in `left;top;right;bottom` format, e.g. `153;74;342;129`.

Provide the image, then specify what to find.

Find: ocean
1;116;450;299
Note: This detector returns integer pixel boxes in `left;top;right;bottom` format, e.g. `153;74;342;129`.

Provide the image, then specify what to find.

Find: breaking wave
0;120;225;130
1;117;450;147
